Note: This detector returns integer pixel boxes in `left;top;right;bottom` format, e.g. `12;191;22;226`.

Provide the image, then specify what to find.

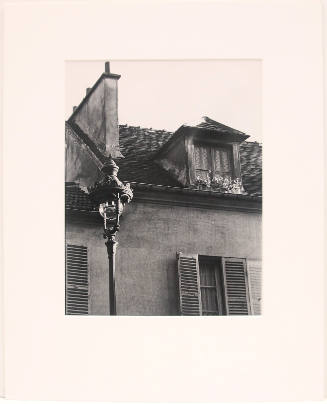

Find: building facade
65;64;262;316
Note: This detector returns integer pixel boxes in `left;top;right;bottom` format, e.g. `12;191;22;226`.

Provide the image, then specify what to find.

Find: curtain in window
213;148;231;177
199;260;219;315
194;145;211;182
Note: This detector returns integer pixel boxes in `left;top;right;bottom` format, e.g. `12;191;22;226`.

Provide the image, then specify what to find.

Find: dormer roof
153;116;253;189
183;116;249;139
154;116;250;162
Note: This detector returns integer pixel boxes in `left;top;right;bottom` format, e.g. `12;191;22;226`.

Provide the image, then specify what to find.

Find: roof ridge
119;123;173;134
240;140;262;146
118;123;262;144
201;116;245;134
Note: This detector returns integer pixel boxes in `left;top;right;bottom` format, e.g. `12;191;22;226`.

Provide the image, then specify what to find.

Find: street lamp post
89;157;133;315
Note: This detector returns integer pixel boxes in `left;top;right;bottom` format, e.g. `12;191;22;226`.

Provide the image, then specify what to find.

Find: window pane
214;148;222;172
213;147;232;177
199;259;218;314
194;145;210;169
200;261;216;286
220;149;231;173
201;287;218;314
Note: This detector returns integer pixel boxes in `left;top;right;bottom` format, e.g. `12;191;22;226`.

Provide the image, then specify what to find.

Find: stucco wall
66;201;261;315
72;77;122;158
65;126;102;187
74;80;107;154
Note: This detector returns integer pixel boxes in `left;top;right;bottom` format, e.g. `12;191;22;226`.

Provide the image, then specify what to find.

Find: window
177;253;257;316
199;256;225;315
65;244;89;315
194;144;233;182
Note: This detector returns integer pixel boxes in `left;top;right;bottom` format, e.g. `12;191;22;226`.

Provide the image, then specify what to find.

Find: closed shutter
177;253;202;315
66;244;89;315
247;261;262;315
222;257;251;315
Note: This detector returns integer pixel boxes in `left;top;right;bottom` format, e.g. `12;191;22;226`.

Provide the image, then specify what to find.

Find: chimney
69;61;123;158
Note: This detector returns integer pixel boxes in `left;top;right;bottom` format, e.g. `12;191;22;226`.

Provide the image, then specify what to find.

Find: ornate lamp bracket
88;156;133;316
88;156;134;237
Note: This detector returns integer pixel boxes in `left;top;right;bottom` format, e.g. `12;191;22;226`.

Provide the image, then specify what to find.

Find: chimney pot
105;61;110;73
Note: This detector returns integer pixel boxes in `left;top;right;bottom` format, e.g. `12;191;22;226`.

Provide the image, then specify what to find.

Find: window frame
186;135;242;186
198;255;226;316
177;252;253;316
194;142;235;183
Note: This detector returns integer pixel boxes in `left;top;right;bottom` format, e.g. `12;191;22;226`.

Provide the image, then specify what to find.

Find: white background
2;0;325;402
65;60;262;141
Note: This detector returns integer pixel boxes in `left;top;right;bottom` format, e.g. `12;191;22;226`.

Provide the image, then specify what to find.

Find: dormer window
154;117;249;194
194;144;233;183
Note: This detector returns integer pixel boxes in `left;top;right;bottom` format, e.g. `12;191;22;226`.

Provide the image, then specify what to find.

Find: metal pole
105;235;118;315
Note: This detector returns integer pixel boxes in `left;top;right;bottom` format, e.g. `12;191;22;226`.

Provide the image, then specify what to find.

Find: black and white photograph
65;60;262;316
2;0;325;402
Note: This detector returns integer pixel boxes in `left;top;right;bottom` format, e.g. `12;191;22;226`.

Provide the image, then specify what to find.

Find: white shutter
66;244;89;315
222;257;251;315
177;253;202;315
247;260;262;315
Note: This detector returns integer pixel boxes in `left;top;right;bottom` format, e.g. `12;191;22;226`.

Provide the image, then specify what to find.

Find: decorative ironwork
88;157;133;209
88;156;133;315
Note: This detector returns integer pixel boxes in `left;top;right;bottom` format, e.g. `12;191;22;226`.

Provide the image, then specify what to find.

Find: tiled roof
65;122;262;212
66;182;96;212
117;124;262;197
118;125;181;187
240;141;262;198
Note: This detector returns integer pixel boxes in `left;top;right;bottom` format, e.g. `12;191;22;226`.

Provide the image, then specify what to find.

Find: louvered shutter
247;260;262;315
222;257;251;315
177;253;202;315
66;244;89;315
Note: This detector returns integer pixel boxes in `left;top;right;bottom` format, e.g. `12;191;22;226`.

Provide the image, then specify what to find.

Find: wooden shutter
66;244;89;315
222;257;251;315
177;253;202;315
247;260;262;315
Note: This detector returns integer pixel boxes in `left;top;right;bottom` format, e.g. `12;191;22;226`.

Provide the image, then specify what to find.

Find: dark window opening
199;256;226;315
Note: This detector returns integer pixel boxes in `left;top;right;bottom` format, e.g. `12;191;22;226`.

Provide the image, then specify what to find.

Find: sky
66;60;262;142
